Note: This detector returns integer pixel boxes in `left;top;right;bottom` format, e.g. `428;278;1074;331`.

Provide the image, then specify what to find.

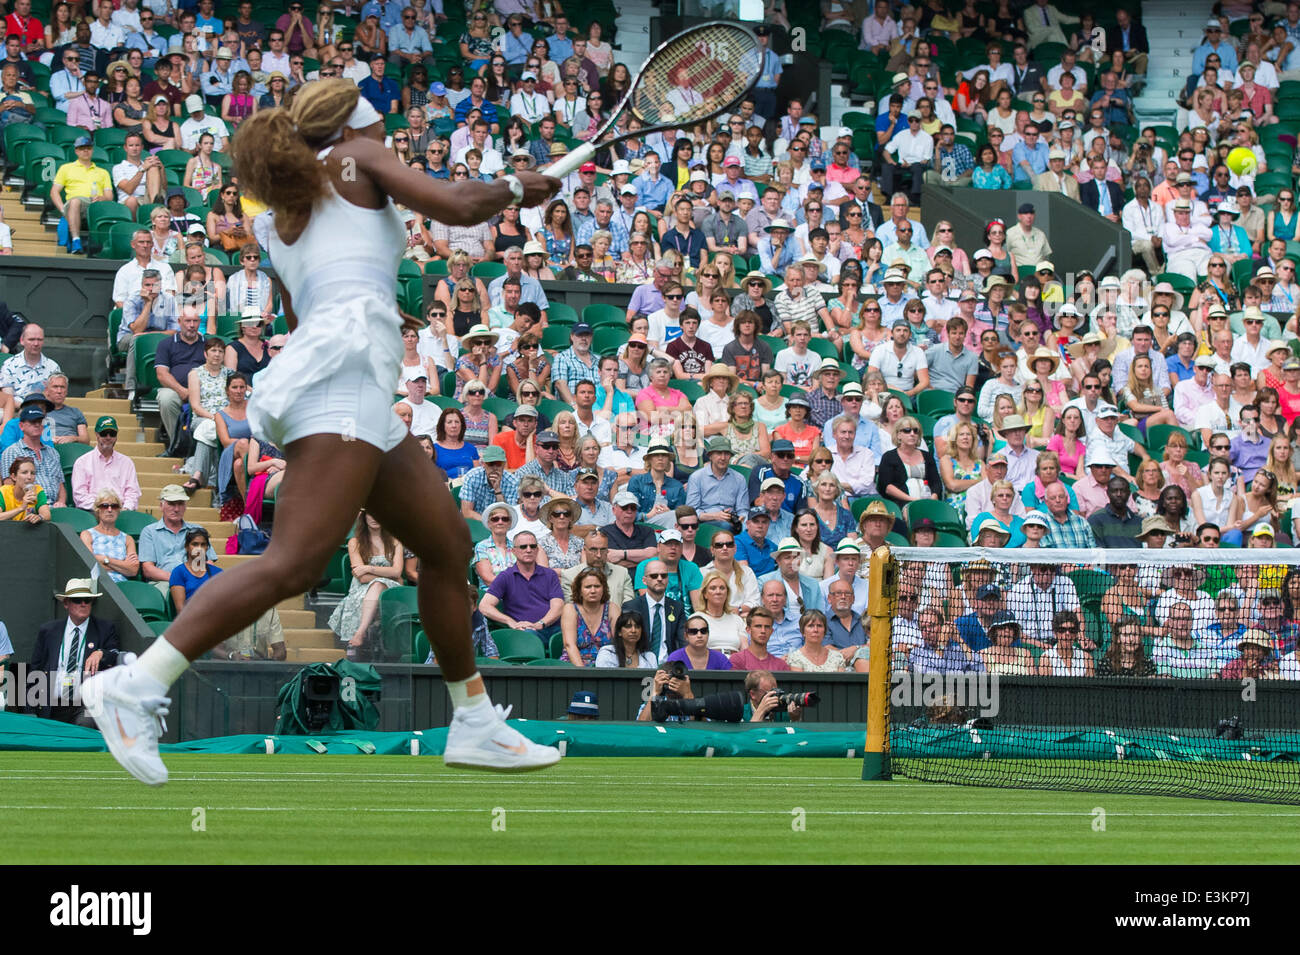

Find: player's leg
83;434;386;785
363;436;560;770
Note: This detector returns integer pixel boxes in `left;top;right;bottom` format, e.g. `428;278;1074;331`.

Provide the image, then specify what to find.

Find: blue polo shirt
357;75;400;114
735;531;776;576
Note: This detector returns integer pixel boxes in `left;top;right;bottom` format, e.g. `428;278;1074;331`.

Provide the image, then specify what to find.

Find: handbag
233;514;270;555
163;404;195;459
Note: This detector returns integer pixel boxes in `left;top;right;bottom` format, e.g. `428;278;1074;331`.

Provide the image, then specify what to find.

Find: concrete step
128;456;185;475
277;595;307;612
192;520;238;538
286;647;346;663
285;628;338;649
120;442;166;457
278;609;317;629
67;397;133;414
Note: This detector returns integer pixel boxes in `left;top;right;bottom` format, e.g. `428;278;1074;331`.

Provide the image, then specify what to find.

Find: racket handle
545;142;598;181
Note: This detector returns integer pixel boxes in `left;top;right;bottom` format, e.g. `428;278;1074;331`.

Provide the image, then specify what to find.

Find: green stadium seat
93;127;128;149
547;301;578;324
3;123;44;164
114;509;156;539
49;506;96;532
537;397;573;420
118;579;172;621
56;442;91;475
903;499;965;535
548;630;565;659
670;378;704;402
492;629;547;663
916;391;955;417
850;496;904;523
540;324;571;352
379;585;420;644
320;546;352;595
1145;424;1193;454
582;303;627;327
593;325;629;355
425;259;449;275
131;331;168;400
470;261;506;279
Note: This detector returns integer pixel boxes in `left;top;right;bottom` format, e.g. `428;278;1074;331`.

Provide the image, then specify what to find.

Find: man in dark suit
1079;156;1125;223
621;559;685;660
1106;9;1149;76
28;578;121;724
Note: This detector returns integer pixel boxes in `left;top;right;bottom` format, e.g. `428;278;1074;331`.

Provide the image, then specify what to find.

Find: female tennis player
84;80;564;784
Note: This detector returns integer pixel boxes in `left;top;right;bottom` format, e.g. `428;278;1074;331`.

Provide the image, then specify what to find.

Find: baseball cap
536;430;559;445
1096;403;1120;418
760;477;786;492
1085;447;1117;467
73;134;93;148
976;583;1002;600
620;184;639;195
1253;524;1276;538
94;415;118;433
159;484;190;502
747;506;771;521
1194;354;1218;369
579;161;596;173
810;158;827;171
723;155;741;166
613;490;639;508
658;528;683;543
571;322;592;335
479;445;507;463
430;81;447;96
575;466;599;481
18;404;46;422
771;439;798;454
185;94;204;113
511;403;538;417
567;690;598;716
1017;202;1035;215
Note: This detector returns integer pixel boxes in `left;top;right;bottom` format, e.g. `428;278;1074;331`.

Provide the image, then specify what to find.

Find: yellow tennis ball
1227;147;1258;176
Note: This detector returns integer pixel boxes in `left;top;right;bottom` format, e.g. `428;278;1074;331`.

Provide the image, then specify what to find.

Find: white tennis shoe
443;702;561;772
82;665;171;787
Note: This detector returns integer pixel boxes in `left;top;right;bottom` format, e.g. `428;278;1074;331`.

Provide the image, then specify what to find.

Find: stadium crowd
5;0;1300;681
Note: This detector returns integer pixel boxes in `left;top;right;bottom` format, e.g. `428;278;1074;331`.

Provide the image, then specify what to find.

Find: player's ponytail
232;79;361;234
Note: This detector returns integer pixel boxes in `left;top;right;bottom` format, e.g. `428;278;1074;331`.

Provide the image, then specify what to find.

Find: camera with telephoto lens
664;660;687;681
776;690;819;710
651;690;745;723
1216;716;1244;740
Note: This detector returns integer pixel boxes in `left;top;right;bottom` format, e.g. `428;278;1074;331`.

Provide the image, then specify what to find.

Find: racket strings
630;25;759;127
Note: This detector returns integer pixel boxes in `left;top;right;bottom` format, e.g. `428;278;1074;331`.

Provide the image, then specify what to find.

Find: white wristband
504;174;524;206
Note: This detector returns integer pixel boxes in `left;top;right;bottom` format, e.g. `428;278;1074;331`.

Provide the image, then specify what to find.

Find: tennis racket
545;21;763;180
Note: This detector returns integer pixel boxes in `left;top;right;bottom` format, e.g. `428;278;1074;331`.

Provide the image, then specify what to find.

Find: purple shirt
486;562;562;622
1229;432;1270;484
627;283;665;318
664;648;733;670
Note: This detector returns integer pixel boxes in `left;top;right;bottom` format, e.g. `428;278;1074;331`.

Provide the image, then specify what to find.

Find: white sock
447;672;491;714
133;637;191;691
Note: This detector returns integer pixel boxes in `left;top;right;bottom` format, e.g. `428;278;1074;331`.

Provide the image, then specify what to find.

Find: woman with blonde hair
1131;458;1167;518
83;79;564;780
434;249;490;316
722;390;771;465
713;252;737;289
79;489;140;584
1017;376;1056;449
552;410;582;470
694;569;750;654
939;420;982;520
1160;431;1206;496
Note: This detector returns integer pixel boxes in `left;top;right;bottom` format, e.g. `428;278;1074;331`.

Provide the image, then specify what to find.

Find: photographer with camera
636;659;695;722
743;669;808;722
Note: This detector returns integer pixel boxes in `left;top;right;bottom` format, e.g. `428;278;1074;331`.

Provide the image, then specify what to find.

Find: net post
862;544;898;781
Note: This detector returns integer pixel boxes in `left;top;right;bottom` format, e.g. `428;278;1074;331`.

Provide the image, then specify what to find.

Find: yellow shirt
1;483;46;519
240;194;268;217
53;161;111;202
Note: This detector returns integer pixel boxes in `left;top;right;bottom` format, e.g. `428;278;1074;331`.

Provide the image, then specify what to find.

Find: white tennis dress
249;154;409;453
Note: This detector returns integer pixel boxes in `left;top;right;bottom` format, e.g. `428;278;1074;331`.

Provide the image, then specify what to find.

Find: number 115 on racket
545;21;764;180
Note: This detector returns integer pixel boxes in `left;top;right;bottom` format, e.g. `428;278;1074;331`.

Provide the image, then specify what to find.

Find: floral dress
87;528;129;583
947;457;982;521
539;228;572;267
540;533;583;570
454;352;501;399
562;606;611;665
462;408;492;447
328;556;402;643
473;537;515;585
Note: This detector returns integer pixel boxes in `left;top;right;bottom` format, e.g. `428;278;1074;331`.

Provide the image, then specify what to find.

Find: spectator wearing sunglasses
29;578;123;724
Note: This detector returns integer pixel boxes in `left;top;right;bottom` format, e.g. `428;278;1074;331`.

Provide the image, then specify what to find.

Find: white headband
323;96;383;143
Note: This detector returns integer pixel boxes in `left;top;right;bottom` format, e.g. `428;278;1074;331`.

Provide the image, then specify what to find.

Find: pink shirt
1072;472;1111;517
635;385;687;409
71;449;141;511
727;647;790;671
66;95;114;131
1046;433;1084;475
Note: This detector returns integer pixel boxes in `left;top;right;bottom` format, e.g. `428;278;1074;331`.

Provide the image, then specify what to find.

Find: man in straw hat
28;578;121;724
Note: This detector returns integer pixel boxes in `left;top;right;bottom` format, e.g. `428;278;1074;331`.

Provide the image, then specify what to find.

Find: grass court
2;753;1298;864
